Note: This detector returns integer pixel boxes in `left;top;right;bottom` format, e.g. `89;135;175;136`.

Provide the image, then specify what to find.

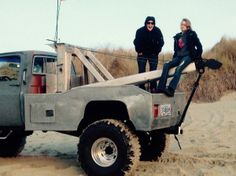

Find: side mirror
23;69;27;85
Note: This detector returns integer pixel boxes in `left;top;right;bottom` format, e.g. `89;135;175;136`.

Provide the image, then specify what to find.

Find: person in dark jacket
134;16;164;92
157;18;203;97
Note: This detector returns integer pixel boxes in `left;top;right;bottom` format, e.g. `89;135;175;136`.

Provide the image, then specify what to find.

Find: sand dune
0;92;236;176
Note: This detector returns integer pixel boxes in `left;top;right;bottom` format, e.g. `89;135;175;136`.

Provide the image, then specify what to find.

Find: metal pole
55;0;60;43
178;73;202;126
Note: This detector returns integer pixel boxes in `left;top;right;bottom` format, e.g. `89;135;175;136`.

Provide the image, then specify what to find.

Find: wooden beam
73;48;105;82
84;63;196;87
86;51;114;80
56;45;71;92
83;65;89;85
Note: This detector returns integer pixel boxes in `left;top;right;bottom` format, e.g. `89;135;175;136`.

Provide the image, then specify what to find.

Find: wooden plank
56;45;71;92
82;64;96;84
83;66;89;84
73;48;105;82
46;74;57;93
56;45;65;92
84;63;196;87
86;51;114;80
65;52;72;90
87;68;96;84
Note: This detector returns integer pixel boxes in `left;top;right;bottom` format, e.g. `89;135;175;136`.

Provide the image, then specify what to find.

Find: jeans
137;55;158;90
157;56;193;91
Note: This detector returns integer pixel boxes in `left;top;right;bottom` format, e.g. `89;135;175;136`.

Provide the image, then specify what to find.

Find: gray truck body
24;86;185;131
0;50;185;134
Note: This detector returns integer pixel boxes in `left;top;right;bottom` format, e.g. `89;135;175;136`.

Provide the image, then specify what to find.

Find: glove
195;58;205;73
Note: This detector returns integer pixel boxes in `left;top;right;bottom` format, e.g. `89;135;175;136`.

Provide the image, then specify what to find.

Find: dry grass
94;48;137;77
94;48;172;77
92;37;236;102
0;66;19;79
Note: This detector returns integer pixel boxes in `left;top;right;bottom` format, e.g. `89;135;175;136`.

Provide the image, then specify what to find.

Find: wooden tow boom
54;43;196;90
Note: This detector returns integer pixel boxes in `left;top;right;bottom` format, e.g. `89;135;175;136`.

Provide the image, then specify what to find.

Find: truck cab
0;51;56;128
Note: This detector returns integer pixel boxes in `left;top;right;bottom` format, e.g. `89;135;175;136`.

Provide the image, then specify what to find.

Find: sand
0;92;236;176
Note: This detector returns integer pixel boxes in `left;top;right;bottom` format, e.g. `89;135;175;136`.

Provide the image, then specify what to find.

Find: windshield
0;56;20;81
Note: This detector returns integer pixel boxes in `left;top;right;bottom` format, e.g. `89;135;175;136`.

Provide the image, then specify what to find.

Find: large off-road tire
78;119;140;176
137;131;169;161
0;131;26;157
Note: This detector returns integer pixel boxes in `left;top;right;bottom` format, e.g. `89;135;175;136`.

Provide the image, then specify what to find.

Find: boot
164;87;175;97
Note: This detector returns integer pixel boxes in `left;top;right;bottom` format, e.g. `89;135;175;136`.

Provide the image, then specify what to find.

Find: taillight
153;104;159;118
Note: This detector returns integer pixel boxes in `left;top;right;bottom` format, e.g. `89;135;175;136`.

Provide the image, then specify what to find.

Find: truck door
0;55;22;127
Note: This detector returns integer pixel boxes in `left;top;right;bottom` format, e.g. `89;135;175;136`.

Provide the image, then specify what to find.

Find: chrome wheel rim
91;137;118;167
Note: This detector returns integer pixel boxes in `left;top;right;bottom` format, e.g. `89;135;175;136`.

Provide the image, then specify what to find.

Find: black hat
145;16;156;25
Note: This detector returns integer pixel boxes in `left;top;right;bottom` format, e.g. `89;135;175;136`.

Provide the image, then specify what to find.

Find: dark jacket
134;26;164;57
173;30;203;60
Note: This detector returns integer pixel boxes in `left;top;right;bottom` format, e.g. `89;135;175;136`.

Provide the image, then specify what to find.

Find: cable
76;46;170;65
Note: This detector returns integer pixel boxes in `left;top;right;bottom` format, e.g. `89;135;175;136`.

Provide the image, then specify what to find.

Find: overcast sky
0;0;235;53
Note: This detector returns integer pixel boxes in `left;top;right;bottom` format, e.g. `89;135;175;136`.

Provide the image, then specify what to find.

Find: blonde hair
182;18;192;30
